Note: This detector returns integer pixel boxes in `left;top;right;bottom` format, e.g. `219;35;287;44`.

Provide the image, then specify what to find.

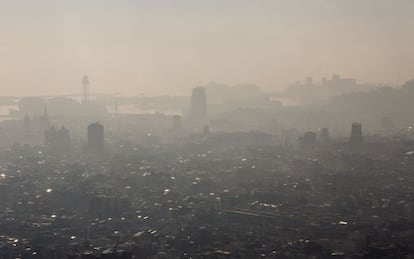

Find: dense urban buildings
2;77;414;258
1;112;414;258
2;1;414;257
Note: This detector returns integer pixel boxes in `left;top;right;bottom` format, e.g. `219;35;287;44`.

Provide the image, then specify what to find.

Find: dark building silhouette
190;87;207;121
88;122;104;154
319;128;330;143
39;102;49;132
349;122;363;145
44;126;71;156
172;115;181;130
301;131;317;148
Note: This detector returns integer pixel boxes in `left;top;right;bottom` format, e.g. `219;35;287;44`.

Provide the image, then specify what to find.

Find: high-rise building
40;102;49;131
44;126;71;156
82;75;90;104
88;122;104;154
301;131;317;148
349;122;363;145
190;87;207;121
319;128;330;143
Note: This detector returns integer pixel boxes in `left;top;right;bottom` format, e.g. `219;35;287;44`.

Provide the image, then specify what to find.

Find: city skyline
1;2;414;258
1;0;414;96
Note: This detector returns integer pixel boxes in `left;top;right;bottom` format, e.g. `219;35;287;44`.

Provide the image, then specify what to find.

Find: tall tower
190;87;207;121
40;102;49;131
301;131;317;148
319;128;331;143
82;75;90;104
87;122;104;155
349;122;363;145
44;126;71;156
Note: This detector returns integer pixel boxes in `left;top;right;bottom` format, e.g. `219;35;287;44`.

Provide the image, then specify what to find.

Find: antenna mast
82;75;90;104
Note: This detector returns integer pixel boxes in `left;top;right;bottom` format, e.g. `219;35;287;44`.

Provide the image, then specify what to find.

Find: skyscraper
82;75;90;104
301;131;317;148
319;128;331;143
40;102;49;132
349;122;363;145
88;122;104;154
44;126;71;156
190;87;207;121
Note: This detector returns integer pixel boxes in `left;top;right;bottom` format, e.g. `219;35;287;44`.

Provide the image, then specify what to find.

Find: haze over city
2;1;414;258
1;0;414;96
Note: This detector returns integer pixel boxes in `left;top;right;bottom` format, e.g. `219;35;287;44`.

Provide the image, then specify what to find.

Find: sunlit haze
3;2;414;258
1;0;414;96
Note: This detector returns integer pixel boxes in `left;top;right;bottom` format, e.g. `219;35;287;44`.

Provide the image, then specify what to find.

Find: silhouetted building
349;122;363;145
172;115;181;130
319;128;330;143
88;122;104;154
301;131;317;148
44;126;71;156
322;74;357;88
190;87;207;121
40;102;49;133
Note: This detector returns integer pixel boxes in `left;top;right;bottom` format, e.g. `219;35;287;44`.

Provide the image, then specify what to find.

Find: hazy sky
1;0;414;96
